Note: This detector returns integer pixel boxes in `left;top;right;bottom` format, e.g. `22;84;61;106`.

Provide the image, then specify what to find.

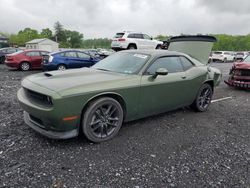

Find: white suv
111;31;163;51
211;51;235;62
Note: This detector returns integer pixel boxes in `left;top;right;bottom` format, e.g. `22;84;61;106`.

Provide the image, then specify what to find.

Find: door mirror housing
152;68;168;79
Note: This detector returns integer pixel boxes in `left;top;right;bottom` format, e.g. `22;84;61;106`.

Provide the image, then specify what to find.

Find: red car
225;55;250;89
5;50;49;71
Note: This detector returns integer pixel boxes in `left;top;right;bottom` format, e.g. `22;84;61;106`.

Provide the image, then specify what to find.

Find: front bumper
224;79;250;88
24;111;79;139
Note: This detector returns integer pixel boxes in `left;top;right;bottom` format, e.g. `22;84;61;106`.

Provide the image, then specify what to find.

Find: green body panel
17;50;222;134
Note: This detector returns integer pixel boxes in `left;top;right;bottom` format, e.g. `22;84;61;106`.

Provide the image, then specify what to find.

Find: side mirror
150;37;153;40
152;68;168;79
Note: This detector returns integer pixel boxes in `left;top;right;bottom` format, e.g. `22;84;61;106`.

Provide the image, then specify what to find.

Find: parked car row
209;51;250;63
2;48;114;71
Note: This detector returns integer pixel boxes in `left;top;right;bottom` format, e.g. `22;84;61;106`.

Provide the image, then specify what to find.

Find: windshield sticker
133;54;148;59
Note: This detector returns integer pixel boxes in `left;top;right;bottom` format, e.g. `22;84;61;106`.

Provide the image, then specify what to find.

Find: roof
26;38;58;44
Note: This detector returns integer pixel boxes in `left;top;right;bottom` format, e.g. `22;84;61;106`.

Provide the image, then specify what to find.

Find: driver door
139;56;190;116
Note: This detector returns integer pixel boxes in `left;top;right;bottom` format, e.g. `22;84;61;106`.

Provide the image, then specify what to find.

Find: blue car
42;50;101;71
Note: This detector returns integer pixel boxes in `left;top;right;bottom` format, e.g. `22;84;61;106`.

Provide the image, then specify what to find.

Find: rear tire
127;44;136;50
191;83;213;112
20;62;30;71
156;45;162;49
82;97;124;143
57;64;66;70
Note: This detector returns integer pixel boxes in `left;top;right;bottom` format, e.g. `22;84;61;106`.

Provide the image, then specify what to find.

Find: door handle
181;75;186;79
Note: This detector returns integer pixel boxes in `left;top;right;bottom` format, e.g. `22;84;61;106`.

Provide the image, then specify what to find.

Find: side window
26;51;41;57
40;51;49;56
146;57;183;75
180;56;194;71
134;34;143;39
77;52;90;59
7;49;16;53
64;51;77;58
143;34;151;40
127;34;135;38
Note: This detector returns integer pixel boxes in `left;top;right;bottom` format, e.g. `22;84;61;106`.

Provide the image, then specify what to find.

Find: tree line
0;21;111;49
1;22;250;50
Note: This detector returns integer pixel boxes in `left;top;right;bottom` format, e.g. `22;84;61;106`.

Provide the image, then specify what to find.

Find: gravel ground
0;63;249;187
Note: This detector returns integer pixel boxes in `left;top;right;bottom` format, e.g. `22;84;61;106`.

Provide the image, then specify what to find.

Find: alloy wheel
57;65;66;70
83;97;124;142
20;62;30;71
198;86;212;110
90;104;120;138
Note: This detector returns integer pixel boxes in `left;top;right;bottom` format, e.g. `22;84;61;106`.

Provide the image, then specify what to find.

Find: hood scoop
44;72;53;77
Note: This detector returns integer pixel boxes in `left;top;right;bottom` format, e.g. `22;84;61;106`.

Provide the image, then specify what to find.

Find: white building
26;38;59;52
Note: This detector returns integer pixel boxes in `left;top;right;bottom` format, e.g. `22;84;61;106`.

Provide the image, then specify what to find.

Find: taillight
48;56;53;63
118;38;126;42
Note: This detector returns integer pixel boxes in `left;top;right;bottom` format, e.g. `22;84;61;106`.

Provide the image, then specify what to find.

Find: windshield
244;55;250;63
92;52;150;74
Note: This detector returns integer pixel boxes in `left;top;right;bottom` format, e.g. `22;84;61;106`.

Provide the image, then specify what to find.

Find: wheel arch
80;92;127;124
127;43;137;49
203;80;214;91
19;61;31;69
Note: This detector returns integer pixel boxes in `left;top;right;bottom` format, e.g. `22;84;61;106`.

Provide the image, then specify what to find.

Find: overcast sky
1;0;250;39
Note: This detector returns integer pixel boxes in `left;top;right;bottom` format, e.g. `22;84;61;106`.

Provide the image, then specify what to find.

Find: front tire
82;97;124;142
191;83;213;112
20;62;30;71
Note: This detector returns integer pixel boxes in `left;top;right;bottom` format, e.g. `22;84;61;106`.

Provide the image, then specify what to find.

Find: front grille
24;88;53;107
240;69;250;76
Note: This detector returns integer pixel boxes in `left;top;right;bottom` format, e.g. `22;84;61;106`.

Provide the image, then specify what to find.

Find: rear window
114;33;124;38
214;52;222;54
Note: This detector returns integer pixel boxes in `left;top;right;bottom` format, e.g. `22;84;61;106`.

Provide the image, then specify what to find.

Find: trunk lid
168;35;217;65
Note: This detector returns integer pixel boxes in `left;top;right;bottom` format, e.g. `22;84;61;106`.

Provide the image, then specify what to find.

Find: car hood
167;35;217;65
24;68;138;95
233;62;250;69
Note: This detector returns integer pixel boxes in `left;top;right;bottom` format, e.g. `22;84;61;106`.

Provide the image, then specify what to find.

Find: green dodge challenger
17;35;221;142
